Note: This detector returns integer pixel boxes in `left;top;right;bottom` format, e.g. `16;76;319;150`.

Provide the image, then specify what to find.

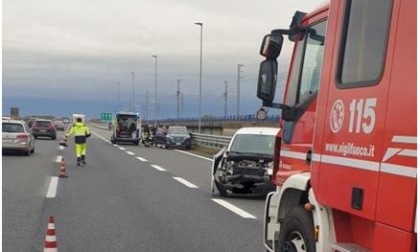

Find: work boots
77;157;81;166
81;155;86;165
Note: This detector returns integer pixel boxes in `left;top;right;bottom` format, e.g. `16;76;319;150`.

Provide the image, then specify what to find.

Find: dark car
31;119;57;140
164;126;191;149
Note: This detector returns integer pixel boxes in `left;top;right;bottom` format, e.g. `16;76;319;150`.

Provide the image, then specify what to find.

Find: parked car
211;127;279;196
164;126;191;149
153;127;167;147
53;120;65;131
31;119;57;140
2;119;35;156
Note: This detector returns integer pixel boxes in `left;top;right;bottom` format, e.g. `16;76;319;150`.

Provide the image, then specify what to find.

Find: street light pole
131;72;135;111
194;22;203;133
151;55;158;126
117;81;121;111
145;91;149;121
237;64;244;118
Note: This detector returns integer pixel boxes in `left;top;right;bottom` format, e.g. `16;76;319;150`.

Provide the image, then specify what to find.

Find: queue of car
2;118;67;156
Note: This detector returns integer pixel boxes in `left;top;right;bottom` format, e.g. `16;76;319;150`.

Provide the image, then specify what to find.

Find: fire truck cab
257;0;416;251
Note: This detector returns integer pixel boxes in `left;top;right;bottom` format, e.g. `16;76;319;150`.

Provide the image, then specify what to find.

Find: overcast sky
3;0;326;119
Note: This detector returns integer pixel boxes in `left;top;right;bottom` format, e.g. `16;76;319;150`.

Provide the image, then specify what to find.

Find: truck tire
277;206;316;252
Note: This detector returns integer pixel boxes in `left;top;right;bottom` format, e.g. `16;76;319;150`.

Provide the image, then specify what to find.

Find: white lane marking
211;199;257;219
151;165;167;171
113;144;119;147
58;146;66;151
173;177;198;188
119;147;126;151
174;149;213;161
126;151;135;155
136;157;148;162
55;156;63;163
46;177;59;198
91;131;103;138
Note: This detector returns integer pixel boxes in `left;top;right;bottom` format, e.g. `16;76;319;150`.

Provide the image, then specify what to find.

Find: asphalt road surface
3;125;268;251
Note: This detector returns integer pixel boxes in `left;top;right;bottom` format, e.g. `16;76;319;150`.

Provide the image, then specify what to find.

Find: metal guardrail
90;122;231;149
191;133;232;149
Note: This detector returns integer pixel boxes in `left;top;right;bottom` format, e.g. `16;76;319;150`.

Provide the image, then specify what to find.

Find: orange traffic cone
43;216;58;252
59;157;68;178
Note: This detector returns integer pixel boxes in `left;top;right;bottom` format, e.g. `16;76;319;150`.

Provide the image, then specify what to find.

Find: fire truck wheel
277;206;316;252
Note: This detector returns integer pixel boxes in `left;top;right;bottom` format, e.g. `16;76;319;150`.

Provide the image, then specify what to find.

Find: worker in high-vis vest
65;117;91;166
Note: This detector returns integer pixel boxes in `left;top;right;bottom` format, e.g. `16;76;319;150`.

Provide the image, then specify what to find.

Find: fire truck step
332;243;370;252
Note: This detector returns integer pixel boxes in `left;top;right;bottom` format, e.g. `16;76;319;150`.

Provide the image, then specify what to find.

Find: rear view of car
31;119;57;140
53;120;65;131
2;120;35;156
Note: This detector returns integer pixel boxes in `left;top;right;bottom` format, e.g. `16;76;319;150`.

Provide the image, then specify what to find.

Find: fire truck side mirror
260;34;283;59
257;60;278;103
279;104;296;122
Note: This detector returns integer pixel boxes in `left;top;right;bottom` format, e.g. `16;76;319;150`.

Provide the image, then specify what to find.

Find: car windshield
167;127;188;134
229;134;275;156
3;123;24;133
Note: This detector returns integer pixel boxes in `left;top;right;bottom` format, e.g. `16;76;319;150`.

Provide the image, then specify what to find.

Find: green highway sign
100;113;113;121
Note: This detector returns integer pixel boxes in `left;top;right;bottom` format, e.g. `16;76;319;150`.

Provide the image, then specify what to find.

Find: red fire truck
256;0;416;251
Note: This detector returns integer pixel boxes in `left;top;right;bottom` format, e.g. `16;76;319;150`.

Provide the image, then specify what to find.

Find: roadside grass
191;144;221;158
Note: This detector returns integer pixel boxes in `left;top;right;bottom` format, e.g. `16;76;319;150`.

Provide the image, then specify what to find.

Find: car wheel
52;136;56;140
210;176;216;196
24;148;31;156
31;146;35;154
277;206;316;252
214;180;228;197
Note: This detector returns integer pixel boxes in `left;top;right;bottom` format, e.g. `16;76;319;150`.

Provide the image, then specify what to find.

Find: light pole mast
224;81;228;117
131;72;135;111
237;64;244;117
177;79;181;119
117;81;121;111
145;91;149;121
152;55;158;126
194;22;203;133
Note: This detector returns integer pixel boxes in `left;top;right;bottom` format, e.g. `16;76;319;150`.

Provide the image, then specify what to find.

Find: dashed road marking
136;157;148;162
151;165;166;171
211;199;257;219
126;151;135;155
173;177;198;188
55;156;63;163
174;149;213;161
119;147;126;151
46;177;59;198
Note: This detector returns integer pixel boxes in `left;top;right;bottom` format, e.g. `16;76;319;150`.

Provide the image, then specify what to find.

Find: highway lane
3;134;64;251
92;126;267;220
4;125;269;251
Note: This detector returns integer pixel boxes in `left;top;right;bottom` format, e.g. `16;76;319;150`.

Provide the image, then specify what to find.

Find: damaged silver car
211;127;279;196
